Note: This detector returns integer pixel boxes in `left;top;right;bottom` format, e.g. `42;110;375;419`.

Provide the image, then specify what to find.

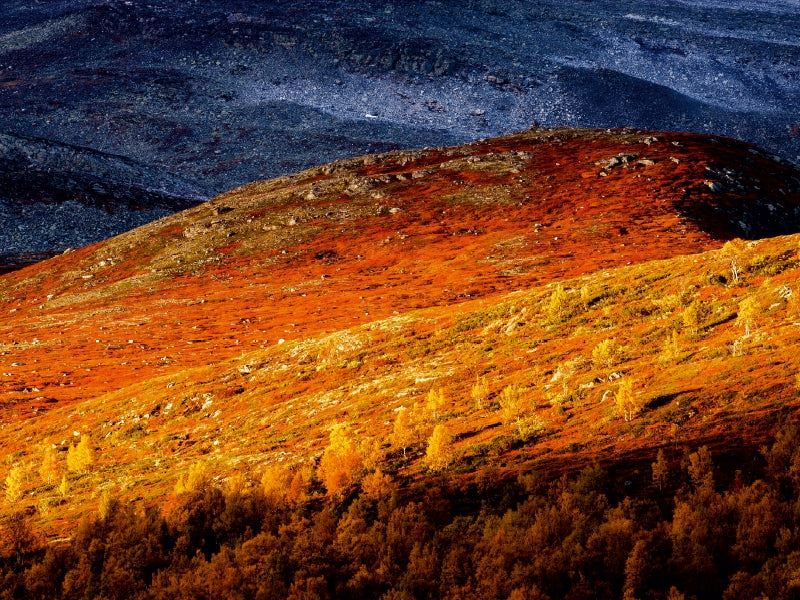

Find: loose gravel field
1;0;798;257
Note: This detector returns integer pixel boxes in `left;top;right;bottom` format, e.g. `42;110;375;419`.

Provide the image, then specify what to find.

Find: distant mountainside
0;132;207;266
1;0;798;257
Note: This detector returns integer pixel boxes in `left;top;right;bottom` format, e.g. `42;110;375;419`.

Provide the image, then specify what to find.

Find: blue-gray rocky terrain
1;0;799;264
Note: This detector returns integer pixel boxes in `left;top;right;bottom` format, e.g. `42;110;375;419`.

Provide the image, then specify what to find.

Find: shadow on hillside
456;421;501;443
646;389;700;411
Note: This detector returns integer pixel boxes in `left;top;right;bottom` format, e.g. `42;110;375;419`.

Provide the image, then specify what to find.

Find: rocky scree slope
0;132;206;269
2;0;799;257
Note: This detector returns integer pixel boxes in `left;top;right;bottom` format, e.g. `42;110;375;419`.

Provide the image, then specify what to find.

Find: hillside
3;128;800;598
3;0;799;257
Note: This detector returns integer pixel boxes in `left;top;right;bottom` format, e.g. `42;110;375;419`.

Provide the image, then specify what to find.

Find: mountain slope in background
0;132;206;268
2;0;799;256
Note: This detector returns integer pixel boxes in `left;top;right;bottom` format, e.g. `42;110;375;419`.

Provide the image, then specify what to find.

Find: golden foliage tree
391;408;415;458
360;437;385;471
287;465;313;504
5;465;24;504
319;424;364;496
361;469;394;502
592;338;621;369
546;283;569;321
261;463;292;505
425;423;454;472
471;375;489;410
39;443;59;486
426;387;446;421
682;300;706;335
652;449;669;492
66;436;94;474
580;284;592;311
615;378;641;422
58;474;69;498
98;489;117;521
687;446;714;490
224;473;247;497
548;361;574;411
660;330;680;364
723;238;745;283
499;384;527;436
737;296;760;337
174;460;209;495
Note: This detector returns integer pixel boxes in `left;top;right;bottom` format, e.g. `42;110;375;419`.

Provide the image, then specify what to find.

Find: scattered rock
595;153;638;170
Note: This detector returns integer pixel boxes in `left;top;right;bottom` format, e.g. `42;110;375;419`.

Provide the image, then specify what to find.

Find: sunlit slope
5;230;800;532
2;128;798;413
1;128;800;531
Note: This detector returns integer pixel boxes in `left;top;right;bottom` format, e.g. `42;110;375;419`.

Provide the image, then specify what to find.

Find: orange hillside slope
1;127;798;416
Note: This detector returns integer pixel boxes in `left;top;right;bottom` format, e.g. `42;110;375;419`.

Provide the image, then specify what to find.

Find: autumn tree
548;361;573;411
5;465;24;504
499;384;527;437
592;338;621;369
410;401;429;443
616;378;641;422
319;423;364;496
286;465;314;505
175;460;210;494
66;435;94;474
471;375;489;410
723;238;745;283
3;511;41;565
361;468;394;502
652;449;669;492
98;489;117;521
39;443;59;486
661;330;680;364
687;446;714;490
224;472;247;497
546;283;569;321
737;296;760;337
580;284;592;311
58;474;69;498
391;408;415;458
360;437;385;472
426;387;446;421
682;300;705;335
261;463;292;505
425;423;454;471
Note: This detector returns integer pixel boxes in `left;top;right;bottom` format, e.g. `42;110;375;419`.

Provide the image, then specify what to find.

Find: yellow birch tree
66;436;94;474
425;423;454;472
39;443;59;486
426;387;446;422
5;465;24;504
319;424;364;496
391;408;415;458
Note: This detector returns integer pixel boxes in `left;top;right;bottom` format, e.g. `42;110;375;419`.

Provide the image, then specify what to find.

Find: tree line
3;423;800;599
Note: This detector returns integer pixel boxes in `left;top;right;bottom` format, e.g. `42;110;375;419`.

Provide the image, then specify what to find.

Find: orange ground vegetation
1;127;800;536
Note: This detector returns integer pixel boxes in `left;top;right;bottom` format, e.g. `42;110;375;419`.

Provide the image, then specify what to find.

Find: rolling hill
3;127;800;599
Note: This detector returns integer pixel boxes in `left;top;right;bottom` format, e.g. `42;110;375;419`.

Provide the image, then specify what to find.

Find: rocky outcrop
0;133;208;261
0;132;207;211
